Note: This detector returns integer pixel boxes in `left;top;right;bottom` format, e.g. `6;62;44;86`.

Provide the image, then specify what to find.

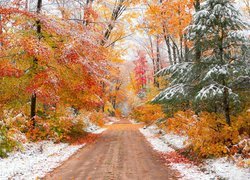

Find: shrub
25;114;87;142
114;109;122;118
162;110;250;158
89;112;105;127
0;112;26;158
0;123;19;158
187;112;239;157
130;104;165;125
161;110;197;135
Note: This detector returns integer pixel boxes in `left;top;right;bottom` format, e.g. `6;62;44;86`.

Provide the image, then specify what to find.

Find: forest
0;0;250;179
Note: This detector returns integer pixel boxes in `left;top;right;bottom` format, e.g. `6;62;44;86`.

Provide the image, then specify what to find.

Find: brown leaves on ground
68;133;100;145
162;151;194;165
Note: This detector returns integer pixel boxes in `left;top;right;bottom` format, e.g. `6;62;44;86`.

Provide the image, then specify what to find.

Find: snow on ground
91;128;107;134
0;141;84;180
0;115;107;180
130;119;143;124
83;117;107;134
105;116;120;125
140;126;174;153
171;163;215;180
205;158;250;180
105;121;114;125
107;116;120;123
140;125;250;180
161;133;188;149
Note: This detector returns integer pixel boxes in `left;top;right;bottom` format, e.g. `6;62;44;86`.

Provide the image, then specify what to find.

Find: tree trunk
100;1;125;46
170;37;181;63
223;86;231;125
0;15;2;46
154;36;160;88
25;0;30;11
31;0;42;124
173;45;177;64
184;34;189;62
30;92;36;126
83;0;94;26
194;0;201;63
180;36;183;63
164;35;173;65
178;4;183;62
100;81;105;112
194;0;200;11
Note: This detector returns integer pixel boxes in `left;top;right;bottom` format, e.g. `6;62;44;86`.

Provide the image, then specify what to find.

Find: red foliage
133;51;150;91
26;69;61;105
0;63;23;78
162;151;194;165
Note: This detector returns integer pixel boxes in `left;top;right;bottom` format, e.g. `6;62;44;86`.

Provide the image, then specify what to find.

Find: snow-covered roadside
0;141;84;180
205;158;250;180
84;117;107;134
0;115;107;180
105;121;114;125
130;119;142;124
140;125;250;180
105;117;120;125
107;116;120;123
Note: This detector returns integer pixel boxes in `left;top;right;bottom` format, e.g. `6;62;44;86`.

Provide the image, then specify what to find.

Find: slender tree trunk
194;0;200;11
173;45;177;64
219;21;231;125
30;93;37;125
100;81;105;112
184;34;189;62
154;36;160;88
156;36;161;71
148;35;158;87
31;0;42;125
164;34;173;65
25;0;30;11
223;84;231;125
170;37;181;63
0;15;2;46
180;36;183;63
178;4;183;62
83;0;94;26
194;0;201;63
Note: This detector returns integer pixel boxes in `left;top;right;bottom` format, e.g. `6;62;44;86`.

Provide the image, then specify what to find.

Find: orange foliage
162;110;196;135
144;0;193;38
89;112;105;127
162;110;250;158
24;115;86;142
0;62;23;78
131;104;165;124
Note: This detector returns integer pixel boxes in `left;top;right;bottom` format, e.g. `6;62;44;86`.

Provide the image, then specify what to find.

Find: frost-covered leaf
152;84;190;103
196;84;239;102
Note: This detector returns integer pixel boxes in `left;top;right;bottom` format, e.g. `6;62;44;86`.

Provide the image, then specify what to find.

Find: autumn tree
142;0;193;66
133;51;149;93
153;0;250;125
0;1;111;119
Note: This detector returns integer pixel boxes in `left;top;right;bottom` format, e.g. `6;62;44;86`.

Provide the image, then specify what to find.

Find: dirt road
45;119;177;180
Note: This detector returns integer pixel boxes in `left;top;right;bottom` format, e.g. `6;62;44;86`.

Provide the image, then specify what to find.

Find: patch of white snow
0;141;84;180
205;158;250;180
139;126;174;153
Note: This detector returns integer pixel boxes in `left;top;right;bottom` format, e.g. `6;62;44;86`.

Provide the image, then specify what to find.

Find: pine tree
153;0;250;125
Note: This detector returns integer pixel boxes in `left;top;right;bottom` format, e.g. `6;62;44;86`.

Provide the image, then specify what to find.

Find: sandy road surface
45;119;177;180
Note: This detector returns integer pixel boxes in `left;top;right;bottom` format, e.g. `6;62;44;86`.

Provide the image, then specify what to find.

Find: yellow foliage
162;110;197;135
131;104;165;125
161;110;250;158
89;112;105;127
